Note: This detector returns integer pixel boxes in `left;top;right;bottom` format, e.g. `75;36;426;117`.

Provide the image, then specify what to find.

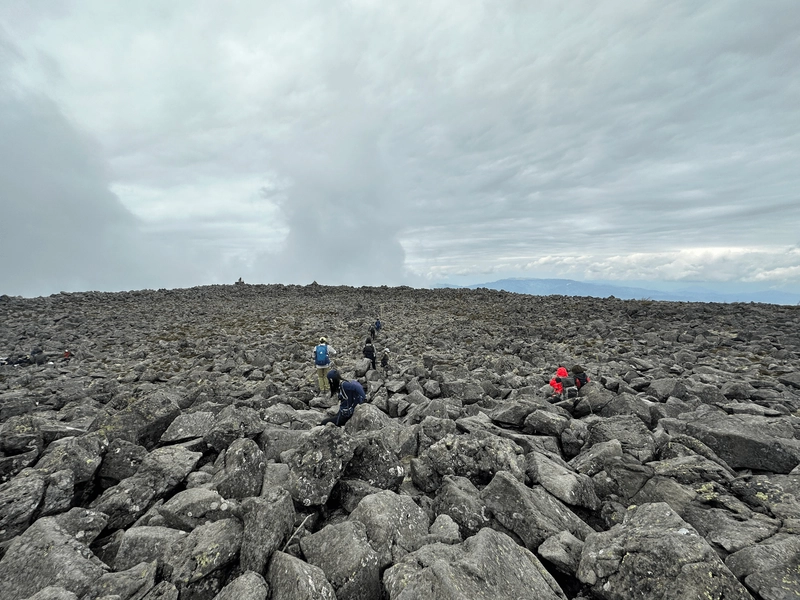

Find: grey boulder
299;520;381;600
349;489;430;569
280;425;355;506
265;551;336;600
0;517;108;600
211;571;268;600
383;527;567;600
577;502;752;600
480;470;593;550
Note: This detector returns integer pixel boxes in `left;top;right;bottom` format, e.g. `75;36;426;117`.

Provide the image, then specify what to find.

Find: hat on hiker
320;337;327;343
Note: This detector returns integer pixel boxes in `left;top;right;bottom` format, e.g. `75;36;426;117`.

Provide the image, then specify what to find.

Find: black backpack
575;372;589;389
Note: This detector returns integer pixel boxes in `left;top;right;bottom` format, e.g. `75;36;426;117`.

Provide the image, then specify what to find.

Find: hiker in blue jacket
312;337;336;394
321;369;366;426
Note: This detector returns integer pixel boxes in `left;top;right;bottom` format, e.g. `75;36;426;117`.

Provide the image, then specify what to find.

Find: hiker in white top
312;337;336;393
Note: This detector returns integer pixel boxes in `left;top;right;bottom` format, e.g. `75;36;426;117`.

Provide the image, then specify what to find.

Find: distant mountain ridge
435;278;800;305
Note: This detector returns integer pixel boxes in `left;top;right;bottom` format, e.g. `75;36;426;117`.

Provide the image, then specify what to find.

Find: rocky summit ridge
0;283;799;600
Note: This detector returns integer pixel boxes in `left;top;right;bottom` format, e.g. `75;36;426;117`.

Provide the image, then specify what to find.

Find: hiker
369;323;377;340
380;348;390;375
363;337;376;370
572;364;589;389
313;337;336;394
321;369;366;426
549;366;569;400
374;317;382;338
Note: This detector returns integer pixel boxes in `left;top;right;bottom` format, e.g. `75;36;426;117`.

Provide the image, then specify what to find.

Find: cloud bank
1;1;799;295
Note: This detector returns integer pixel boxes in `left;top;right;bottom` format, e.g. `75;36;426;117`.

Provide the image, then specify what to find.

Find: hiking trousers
317;367;330;392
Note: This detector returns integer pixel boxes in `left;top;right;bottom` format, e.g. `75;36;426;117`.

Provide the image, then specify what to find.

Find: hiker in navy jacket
321;370;366;426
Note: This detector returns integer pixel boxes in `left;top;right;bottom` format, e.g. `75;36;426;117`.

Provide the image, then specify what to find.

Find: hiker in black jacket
363;337;376;370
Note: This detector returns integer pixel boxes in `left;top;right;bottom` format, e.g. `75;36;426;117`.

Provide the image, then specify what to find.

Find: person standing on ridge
363;337;376;370
321;369;366;426
313;337;336;394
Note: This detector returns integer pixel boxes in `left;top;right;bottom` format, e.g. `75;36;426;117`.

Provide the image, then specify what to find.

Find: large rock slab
90;445;202;529
299;520;381;600
661;412;800;473
682;505;780;554
80;559;158;600
164;518;244;590
410;432;525;493
114;526;188;571
210;437;266;499
0;470;46;543
383;527;567;600
211;571;269;600
342;431;405;490
157;488;239;532
203;405;265;453
265;551;336;600
731;473;800;520
33;433;106;485
280;425;355;506
349;490;430;569
432;475;492;538
159;411;214;444
577;502;752;599
90;392;181;450
526;451;601;511
0;517;108;600
239;489;295;574
480;470;593;550
585;415;656;463
725;533;800;600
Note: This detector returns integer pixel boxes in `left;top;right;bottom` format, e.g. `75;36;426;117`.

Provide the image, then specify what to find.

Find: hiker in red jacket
549;366;569;400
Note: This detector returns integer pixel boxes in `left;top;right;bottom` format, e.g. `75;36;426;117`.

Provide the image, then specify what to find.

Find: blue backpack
315;344;329;366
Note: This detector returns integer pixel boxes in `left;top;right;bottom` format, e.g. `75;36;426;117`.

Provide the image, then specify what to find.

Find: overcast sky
1;1;799;297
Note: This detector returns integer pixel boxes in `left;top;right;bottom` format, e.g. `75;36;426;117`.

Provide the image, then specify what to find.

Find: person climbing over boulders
549;365;569;400
380;348;390;375
313;337;336;394
321;369;366;426
572;364;589;389
363;337;376;370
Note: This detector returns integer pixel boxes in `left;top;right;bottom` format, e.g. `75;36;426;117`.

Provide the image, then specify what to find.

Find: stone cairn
0;284;799;600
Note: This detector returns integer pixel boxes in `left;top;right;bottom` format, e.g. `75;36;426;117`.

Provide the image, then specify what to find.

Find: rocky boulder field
1;283;799;600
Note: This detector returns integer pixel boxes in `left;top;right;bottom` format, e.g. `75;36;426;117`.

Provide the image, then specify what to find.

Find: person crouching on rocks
313;337;336;394
572;364;589;389
549;366;569;400
321;369;366;426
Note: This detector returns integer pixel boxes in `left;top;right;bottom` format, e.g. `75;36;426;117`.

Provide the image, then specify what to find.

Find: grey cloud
2;1;799;292
0;44;205;296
